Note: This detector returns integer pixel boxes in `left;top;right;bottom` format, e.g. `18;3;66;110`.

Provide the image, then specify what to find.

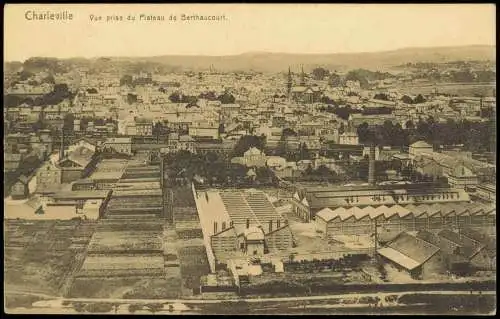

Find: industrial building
194;187;293;266
377;227;496;280
315;202;496;238
292;183;472;222
377;231;446;280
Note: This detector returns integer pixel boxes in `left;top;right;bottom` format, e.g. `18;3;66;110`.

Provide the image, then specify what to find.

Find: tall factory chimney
59;129;65;162
368;144;376;185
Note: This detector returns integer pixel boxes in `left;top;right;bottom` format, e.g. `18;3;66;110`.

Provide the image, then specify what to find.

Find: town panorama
3;49;496;314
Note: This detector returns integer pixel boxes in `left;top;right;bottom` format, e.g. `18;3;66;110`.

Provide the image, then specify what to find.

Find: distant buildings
135;118;153;136
103;137;132;155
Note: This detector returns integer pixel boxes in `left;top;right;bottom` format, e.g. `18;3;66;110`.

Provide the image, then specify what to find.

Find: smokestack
246;219;250;229
269;220;273;232
59;129;65;161
368;144;376;185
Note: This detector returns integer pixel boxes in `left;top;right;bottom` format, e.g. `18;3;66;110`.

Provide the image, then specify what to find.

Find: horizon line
4;43;496;63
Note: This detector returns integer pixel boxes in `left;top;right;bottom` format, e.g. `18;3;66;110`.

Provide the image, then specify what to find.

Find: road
6;288;58;299
6;289;496;305
6;289;495;315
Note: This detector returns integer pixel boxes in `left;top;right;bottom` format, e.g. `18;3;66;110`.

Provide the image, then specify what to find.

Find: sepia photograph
3;3;496;315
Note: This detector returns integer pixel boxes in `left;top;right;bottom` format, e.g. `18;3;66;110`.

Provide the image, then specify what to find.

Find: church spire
286;66;293;95
300;64;306;86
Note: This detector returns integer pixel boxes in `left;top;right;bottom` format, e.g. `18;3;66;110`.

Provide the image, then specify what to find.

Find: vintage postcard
3;3;496;315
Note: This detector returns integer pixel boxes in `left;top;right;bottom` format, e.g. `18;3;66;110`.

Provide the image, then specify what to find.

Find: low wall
240;280;496;296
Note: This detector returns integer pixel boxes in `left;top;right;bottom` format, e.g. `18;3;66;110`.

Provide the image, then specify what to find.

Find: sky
4;3;496;62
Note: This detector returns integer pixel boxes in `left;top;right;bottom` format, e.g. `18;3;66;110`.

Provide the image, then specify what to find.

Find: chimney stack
59;129;65;161
368;144;376;185
246;219;250;229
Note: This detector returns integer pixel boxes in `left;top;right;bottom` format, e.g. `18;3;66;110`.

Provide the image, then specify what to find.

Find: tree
127;93;137;104
339;122;346;135
357;122;371;144
145;303;164;314
232;135;266;157
120;74;133;86
328;73;342;87
42;74;55;84
282;127;297;137
305;164;314;176
218;92;236;104
128;304;142;314
275;134;288;157
72;302;87;313
312;67;330;81
205;151;219;163
373;93;389;101
169;92;181;103
401;95;414;104
299;142;312;160
316;165;331;179
345;69;372;89
476;70;496;82
199;91;218;101
63;113;75;132
320;96;337;106
451;70;475;83
17;70;34;81
416;118;431;140
405;120;415;131
4;94;23;107
85;303;113;313
184;95;199;105
414;94;427;104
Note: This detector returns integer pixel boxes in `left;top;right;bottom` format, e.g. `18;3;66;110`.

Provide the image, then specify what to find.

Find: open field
4;219;97;296
178;245;211;290
87;231;163;253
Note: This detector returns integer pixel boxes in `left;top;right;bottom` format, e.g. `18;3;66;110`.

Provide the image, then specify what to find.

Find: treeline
164;150;274;186
401;94;427;104
232;135;267;157
164;91;236;105
357;118;495;153
22;57;69;74
311;67;395;89
4;83;73;108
